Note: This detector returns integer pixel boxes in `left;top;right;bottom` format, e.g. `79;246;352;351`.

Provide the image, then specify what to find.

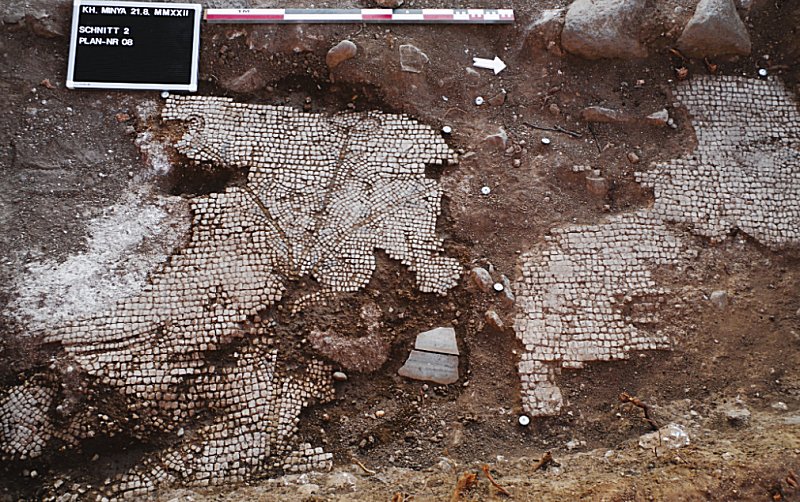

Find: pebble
709;290;728;309
333;371;348;382
399;44;429;73
627;152;640;164
487;90;507;106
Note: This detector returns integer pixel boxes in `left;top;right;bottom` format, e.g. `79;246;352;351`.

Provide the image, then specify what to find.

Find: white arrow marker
472;56;507;75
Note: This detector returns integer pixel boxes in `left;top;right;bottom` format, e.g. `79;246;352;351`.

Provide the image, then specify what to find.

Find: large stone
398;350;459;384
326;40;357;70
678;0;751;58
561;0;647;60
415;327;459;355
399;44;429;73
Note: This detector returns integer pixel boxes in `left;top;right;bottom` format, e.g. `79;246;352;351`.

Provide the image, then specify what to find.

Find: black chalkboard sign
67;0;202;91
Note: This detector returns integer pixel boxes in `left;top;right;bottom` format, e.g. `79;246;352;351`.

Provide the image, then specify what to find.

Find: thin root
451;472;478;502
352;457;376;476
532;451;553;472
620;392;659;431
482;464;512;497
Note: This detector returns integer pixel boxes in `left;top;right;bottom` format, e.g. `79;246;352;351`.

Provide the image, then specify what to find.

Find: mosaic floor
515;77;800;415
0;98;460;499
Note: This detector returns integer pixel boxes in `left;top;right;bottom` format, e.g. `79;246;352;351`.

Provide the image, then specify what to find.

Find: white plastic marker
205;8;514;24
472;56;507;74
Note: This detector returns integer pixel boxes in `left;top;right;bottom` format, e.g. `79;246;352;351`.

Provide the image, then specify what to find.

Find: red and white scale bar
205;8;514;24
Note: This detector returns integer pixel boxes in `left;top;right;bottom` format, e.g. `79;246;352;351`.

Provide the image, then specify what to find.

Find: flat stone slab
414;327;459;355
398;350;459;385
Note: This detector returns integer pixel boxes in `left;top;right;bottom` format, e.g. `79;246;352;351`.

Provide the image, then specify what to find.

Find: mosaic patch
516;77;800;415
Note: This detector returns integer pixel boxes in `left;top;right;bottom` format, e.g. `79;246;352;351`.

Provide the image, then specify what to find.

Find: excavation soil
1;0;800;500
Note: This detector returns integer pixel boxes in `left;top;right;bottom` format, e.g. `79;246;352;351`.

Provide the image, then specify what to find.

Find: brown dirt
1;0;800;500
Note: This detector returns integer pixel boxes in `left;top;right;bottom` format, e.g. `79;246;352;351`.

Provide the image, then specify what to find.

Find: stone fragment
415;327;459;356
398;350;459;385
487;90;507;106
639;423;690;450
723;405;751;426
771;402;788;411
326;40;357;70
484;310;504;330
677;0;751;58
585;175;608;197
627;152;641;164
399;44;429;73
221;68;265;94
561;0;647;60
581;106;630;124
470;267;494;293
500;275;515;306
482;127;509;149
309;329;389;373
332;371;348;382
709;290;728;309
645;109;670;127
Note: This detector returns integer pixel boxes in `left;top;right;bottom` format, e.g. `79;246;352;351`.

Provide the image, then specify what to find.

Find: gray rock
399;44;429;73
415;327;459;355
582;106;631;124
771;401;788;412
297;484;320;496
398;350;459;385
723;405;751;426
677;0;751;58
327;472;357;492
1;1;67;36
645;109;670;127
638;423;690;450
484;310;504;330
221;68;265;94
561;0;647;60
470;267;494;293
500;275;515;306
709;290;728;309
326;40;357;70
